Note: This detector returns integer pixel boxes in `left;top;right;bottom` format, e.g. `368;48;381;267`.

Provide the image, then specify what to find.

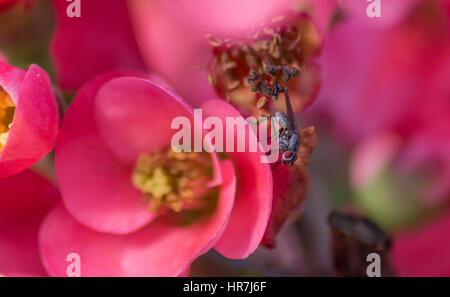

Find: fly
247;65;301;169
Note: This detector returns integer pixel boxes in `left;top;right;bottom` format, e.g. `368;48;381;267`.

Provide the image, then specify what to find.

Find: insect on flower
247;65;301;169
269;89;300;168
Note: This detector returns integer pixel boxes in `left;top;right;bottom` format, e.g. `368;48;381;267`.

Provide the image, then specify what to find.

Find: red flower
0;62;59;177
316;0;450;204
51;0;145;91
39;72;273;276
129;0;322;112
0;0;32;12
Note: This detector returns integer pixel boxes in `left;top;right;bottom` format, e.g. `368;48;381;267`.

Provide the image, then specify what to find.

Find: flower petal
128;0;216;107
40;160;236;277
202;100;273;259
56;72;157;235
164;0;295;38
95;76;223;187
0;63;59;177
95;77;196;164
51;0;145;90
0;170;58;276
341;0;420;27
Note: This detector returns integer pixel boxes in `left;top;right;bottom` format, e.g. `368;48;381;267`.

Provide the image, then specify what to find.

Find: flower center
207;16;321;115
132;149;216;213
0;88;15;152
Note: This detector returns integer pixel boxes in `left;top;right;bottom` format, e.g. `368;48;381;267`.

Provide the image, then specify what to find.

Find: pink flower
0;0;16;10
312;0;450;204
0;62;59;177
0;170;58;276
319;2;450;274
340;0;421;28
313;0;449;143
128;0;323;112
298;0;338;35
160;0;295;38
392;211;450;276
350;133;401;191
127;0;221;107
51;0;145;91
39;72;273;276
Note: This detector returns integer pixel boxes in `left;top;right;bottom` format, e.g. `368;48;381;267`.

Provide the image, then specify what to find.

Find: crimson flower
39;72;273;276
0;62;59;177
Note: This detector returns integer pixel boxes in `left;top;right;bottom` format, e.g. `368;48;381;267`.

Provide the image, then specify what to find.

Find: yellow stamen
0;89;15;152
132;149;215;213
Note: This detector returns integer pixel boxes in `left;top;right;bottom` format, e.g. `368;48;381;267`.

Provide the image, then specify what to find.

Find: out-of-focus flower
351;131;450;274
0;170;58;276
207;12;322;116
51;0;145;91
392;211;450;276
349;133;431;231
0;62;59;177
129;0;323;113
0;0;18;11
0;0;31;12
39;72;274;276
165;0;295;39
128;0;223;107
311;0;450;207
298;0;338;35
313;0;449;143
340;0;421;28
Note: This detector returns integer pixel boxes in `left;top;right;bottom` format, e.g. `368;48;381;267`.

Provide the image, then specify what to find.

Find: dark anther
247;69;258;82
247;70;260;92
272;81;284;99
246;68;290;100
281;66;300;82
264;64;281;77
259;81;270;96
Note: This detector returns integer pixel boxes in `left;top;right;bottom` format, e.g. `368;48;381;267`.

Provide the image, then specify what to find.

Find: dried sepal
261;126;317;249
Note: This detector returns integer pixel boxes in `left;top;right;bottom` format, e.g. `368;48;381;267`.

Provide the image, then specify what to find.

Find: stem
284;88;297;132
